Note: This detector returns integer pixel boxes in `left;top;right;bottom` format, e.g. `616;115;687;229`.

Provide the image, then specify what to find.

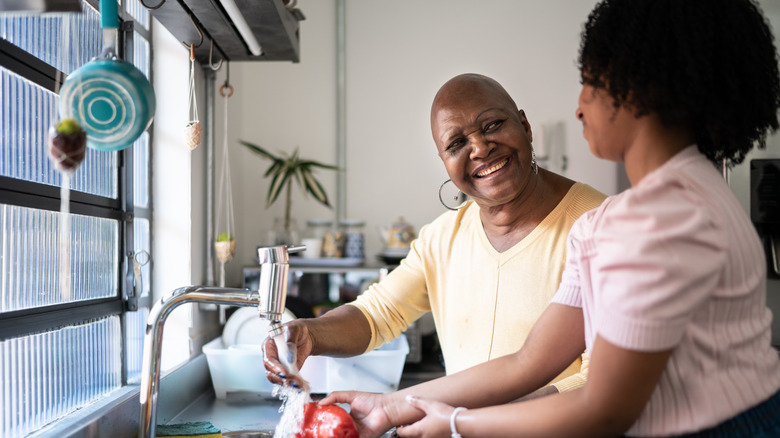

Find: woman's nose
575;107;584;120
470;136;494;159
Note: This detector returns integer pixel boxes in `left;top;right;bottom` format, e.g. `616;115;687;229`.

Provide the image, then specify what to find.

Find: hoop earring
531;149;539;175
439;179;468;211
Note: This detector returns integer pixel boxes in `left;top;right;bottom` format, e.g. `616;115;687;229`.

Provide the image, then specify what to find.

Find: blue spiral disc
59;59;155;152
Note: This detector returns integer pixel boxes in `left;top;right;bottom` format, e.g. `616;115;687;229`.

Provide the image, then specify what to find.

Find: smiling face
431;74;536;208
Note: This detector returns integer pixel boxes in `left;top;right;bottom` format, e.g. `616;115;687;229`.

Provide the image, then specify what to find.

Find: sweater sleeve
347;232;433;352
592;179;726;351
551;352;589;392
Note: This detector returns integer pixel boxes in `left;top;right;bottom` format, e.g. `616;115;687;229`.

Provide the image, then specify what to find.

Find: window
0;1;152;436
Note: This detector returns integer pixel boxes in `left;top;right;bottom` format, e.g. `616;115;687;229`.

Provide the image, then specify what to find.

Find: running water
59;173;72;301
272;332;312;437
273;384;310;437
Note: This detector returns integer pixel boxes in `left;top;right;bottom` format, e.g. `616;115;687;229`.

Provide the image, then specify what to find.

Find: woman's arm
438;336;672;438
323;303;587;433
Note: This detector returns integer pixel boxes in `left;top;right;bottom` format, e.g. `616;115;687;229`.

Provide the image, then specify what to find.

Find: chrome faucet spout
138;286;260;438
256;244;305;324
139;245;305;438
268;321;285;338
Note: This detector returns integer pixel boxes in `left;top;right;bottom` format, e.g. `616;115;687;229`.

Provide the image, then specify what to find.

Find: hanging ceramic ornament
184;44;201;150
215;233;236;264
215;77;236;287
48;118;87;173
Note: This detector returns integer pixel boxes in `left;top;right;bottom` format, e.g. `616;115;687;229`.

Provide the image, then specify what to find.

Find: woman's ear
518;109;533;143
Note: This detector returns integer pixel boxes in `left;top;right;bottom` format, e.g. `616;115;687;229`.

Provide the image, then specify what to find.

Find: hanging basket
183;120;201;150
215;239;236;264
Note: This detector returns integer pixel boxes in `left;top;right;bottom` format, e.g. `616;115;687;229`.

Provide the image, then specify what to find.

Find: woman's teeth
476;158;508;177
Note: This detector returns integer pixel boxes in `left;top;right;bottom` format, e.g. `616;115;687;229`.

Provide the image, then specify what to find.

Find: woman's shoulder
562;182;608;219
586;174;724;244
416;202;480;240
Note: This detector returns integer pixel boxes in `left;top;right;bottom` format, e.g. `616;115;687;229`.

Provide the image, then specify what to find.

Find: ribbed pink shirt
553;146;780;436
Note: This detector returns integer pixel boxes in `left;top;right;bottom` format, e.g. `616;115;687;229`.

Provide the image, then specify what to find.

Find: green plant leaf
301;167;331;207
299;160;339;171
265;160;284;178
239;140;279;161
216;232;234;242
293;166;306;194
267;170;293;207
239;140;337;210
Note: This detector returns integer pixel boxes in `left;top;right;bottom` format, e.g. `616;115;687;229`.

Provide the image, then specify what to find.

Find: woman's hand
263;320;313;387
320;391;396;438
394;396;456;438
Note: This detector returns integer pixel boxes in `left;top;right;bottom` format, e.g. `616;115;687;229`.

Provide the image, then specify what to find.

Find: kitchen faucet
138;244;305;438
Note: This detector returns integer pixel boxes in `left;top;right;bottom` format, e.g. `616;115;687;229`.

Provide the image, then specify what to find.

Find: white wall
213;0;610;286
152;19;209;370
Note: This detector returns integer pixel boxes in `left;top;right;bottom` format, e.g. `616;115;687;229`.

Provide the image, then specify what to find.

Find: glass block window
133;217;151;297
0;2;101;76
132;25;151;79
125;0;151;31
134;131;150;208
0;66;118;198
0;316;122;437
0;0;153;435
124;307;148;383
0;204;118;312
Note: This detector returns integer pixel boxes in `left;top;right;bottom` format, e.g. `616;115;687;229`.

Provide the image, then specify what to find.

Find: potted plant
239;140;338;244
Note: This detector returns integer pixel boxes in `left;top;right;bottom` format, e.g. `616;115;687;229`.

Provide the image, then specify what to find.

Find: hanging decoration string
215;62;236;287
183;44;202;150
48;16;86;301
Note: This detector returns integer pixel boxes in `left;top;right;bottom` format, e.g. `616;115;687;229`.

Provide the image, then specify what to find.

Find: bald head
431;74;518;124
430;74;524;148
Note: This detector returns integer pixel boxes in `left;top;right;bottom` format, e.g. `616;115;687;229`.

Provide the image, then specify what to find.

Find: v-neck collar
473;183;582;263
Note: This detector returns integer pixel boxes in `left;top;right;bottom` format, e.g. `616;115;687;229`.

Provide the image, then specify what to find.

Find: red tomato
296;402;359;438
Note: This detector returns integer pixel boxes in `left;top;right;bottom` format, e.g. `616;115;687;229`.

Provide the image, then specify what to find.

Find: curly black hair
578;0;780;166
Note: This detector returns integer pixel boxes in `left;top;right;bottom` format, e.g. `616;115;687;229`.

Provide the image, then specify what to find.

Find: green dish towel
155;421;221;437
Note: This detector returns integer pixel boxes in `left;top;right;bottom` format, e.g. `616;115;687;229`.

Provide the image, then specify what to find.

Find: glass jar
340;219;365;259
266;217;300;246
322;222;346;258
302;219;332;259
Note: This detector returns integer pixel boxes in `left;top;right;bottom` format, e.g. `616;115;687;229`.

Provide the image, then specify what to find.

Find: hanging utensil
59;0;156;152
183;44;201;150
215;74;236;287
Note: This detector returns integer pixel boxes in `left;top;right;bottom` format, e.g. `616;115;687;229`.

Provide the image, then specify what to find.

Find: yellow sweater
350;182;606;391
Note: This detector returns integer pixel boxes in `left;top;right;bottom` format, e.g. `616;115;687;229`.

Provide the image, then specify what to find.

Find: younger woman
322;0;780;436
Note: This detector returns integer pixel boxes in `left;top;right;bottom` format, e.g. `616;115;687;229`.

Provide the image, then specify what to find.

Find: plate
222;307;296;347
289;257;365;267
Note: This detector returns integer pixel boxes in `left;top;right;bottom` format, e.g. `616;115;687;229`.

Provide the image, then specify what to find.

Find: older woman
264;73;606;395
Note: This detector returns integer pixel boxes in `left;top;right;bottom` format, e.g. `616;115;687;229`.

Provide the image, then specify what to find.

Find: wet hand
263;321;313;388
395;396;457;438
320;391;394;438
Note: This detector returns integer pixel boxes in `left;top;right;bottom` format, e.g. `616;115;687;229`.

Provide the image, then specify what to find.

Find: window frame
0;0;153;386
